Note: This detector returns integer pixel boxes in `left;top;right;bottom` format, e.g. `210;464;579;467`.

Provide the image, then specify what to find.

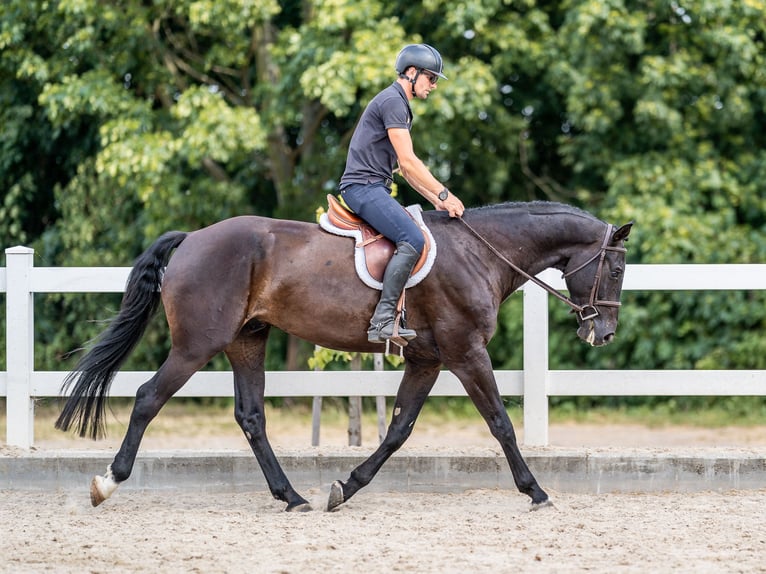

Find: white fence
2;245;766;449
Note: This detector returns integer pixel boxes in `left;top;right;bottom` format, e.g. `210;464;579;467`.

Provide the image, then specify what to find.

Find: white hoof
90;465;119;507
530;499;555;512
326;480;345;512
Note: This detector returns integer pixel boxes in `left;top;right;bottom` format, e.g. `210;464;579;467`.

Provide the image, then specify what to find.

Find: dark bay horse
56;201;632;511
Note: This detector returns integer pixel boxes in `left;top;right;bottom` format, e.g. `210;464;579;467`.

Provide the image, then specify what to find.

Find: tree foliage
1;0;765;379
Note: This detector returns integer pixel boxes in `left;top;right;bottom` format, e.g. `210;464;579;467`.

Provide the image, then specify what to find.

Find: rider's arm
388;127;464;218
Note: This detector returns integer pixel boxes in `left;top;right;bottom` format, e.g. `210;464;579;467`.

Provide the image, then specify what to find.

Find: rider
339;43;465;345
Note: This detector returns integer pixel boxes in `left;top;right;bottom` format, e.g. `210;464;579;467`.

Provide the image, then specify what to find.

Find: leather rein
458;218;626;321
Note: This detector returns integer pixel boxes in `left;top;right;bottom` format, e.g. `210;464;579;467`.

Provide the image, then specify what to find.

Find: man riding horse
56;43;634;513
339;44;465;345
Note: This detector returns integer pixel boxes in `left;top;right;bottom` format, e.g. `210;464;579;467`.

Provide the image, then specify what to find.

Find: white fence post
1;261;765;448
5;246;35;448
522;282;550;446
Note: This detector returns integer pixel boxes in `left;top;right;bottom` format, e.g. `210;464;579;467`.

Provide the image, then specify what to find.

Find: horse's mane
468;200;600;223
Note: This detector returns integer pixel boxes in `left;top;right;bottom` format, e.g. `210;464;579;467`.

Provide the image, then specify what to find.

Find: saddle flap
321;194;436;288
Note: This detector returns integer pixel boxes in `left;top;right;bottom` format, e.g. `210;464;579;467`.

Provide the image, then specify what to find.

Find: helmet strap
409;69;422;96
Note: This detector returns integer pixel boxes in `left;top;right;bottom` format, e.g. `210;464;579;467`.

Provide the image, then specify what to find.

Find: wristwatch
438;188;449;201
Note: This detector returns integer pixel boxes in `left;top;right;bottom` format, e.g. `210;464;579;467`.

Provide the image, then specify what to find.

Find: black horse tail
55;231;188;439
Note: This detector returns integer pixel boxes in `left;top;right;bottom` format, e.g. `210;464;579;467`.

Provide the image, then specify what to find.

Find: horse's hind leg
90;351;209;506
327;360;441;511
225;322;310;512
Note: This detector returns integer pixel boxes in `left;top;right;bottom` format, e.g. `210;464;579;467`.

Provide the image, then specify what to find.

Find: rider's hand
438;191;464;218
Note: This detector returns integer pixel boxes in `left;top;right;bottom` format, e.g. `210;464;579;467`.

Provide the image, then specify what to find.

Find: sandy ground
27;420;766;451
4;412;766;573
4;394;765;451
1;488;765;573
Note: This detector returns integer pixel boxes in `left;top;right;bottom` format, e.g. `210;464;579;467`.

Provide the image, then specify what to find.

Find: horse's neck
478;207;602;287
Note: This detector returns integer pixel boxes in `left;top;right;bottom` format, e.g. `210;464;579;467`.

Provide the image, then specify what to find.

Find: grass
548;398;766;428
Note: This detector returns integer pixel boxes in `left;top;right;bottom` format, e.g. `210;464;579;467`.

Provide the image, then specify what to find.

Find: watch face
438;190;448;201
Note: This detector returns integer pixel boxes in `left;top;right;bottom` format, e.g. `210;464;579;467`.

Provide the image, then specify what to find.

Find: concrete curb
2;448;765;494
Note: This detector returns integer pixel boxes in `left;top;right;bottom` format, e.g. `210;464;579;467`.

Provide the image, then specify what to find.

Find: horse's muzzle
578;320;616;347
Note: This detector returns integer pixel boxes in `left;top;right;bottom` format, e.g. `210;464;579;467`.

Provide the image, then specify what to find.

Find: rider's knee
400;234;425;255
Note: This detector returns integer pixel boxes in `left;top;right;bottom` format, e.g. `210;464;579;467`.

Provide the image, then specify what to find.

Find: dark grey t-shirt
340;82;412;189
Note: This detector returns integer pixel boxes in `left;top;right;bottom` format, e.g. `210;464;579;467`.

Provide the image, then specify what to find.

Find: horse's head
563;222;633;347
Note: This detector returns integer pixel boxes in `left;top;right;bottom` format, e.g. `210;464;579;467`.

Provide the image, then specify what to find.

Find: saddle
319;194;436;289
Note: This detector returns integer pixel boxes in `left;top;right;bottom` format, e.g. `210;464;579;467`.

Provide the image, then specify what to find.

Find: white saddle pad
318;204;437;290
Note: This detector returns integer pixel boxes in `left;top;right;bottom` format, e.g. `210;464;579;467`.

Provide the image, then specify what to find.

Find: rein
458;217;626;321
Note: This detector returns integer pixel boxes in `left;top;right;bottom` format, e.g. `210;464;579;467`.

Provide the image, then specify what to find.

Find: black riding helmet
395;44;448;92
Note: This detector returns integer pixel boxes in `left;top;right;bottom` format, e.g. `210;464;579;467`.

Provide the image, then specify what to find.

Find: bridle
561;224;627;320
459;218;627;321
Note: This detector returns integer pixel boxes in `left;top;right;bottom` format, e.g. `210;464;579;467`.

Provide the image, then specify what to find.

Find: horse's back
158;209;495;352
159;214;379;348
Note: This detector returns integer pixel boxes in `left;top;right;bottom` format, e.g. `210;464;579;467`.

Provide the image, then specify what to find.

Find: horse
56;201;633;511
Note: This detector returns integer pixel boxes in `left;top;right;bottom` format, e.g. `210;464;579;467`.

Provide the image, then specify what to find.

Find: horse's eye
610;267;623;279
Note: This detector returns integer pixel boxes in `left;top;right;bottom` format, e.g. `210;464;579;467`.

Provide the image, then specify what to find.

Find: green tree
557;1;766;373
1;0;498;369
1;0;765;385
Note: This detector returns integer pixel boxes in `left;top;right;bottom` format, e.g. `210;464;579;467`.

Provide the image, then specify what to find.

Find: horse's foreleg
451;349;551;509
226;326;310;512
91;353;204;507
327;361;440;511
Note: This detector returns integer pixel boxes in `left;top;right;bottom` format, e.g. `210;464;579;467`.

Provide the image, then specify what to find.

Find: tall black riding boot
367;241;420;344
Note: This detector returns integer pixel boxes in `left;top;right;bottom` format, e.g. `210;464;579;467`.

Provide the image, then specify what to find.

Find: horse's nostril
604;333;615;343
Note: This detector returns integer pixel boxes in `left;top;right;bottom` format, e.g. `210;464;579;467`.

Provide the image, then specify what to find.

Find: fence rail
3;245;766;449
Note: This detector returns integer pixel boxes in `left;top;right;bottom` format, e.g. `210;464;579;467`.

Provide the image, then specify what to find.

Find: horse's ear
612;222;634;243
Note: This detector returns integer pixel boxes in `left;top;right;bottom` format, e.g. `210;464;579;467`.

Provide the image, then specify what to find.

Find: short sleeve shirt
340;82;412;189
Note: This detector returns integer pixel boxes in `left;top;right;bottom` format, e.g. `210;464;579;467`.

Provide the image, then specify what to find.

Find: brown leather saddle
326;194;430;282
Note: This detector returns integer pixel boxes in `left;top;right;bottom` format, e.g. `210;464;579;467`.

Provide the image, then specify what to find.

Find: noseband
459;219;626;321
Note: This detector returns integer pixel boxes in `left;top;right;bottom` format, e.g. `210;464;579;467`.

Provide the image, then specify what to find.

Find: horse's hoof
326;480;345;512
90;476;108;507
530;499;555;512
90;468;119;507
286;501;312;513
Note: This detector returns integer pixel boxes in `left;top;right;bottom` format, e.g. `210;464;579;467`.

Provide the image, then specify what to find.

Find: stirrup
385;338;405;358
366;321;416;345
